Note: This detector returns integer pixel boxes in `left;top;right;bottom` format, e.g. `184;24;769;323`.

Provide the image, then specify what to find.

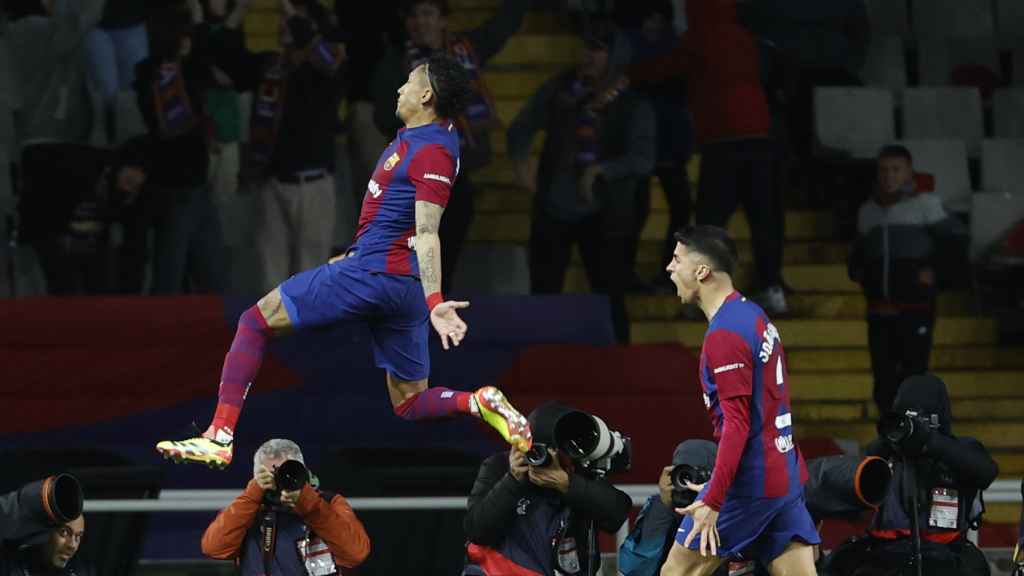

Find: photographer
462;402;632;576
1;474;90;576
619;440;731;576
201;439;370;575
823;374;998;576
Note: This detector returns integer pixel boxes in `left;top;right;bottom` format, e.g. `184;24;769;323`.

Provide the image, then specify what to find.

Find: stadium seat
814;87;894;158
860;36;906;91
970;191;1024;261
897;139;972;212
864;0;909;38
917;36;1001;95
981;139;1024;195
993;88;1024;137
911;0;994;39
902;87;984;155
113;90;146;145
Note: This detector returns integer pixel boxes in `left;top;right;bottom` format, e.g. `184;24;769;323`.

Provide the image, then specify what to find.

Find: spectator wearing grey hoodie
507;19;655;343
848;145;968;417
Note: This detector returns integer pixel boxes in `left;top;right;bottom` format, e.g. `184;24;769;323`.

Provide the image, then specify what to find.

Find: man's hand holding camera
509;448;569;493
659;466;674;507
529;449;570;493
255;465;301;508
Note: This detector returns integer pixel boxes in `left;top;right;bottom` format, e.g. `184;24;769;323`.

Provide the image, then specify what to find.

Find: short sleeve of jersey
704;329;754;400
409;143;456;208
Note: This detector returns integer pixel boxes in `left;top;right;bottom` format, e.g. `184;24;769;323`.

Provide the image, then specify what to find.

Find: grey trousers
256;174;336;291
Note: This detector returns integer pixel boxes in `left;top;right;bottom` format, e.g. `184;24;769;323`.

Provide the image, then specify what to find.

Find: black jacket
848;191;968;306
867;374;998;540
212;25;345;178
463;452;631;575
0;480;91;576
134;22;213;190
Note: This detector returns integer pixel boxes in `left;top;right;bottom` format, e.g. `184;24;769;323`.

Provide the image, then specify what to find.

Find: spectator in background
84;0;149;144
336;1;401;239
135;1;224;294
210;0;347;292
201;439;371;575
628;0;787;315
623;0;693;293
7;0;107;148
848;145;968;418
17;137;151;294
508;19;654;344
738;0;869;167
370;0;529;290
202;0;246;254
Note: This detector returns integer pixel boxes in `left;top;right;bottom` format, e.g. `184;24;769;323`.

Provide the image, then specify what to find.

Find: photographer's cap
672;439;717;469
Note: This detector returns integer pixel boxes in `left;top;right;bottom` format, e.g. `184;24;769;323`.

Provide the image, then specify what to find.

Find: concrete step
475;160;703;192
785;346;1024;371
482;69;560;98
784;370;1018;401
631;318;997;348
626;292;975;320
984;501;1021;523
468;210;836;243
989;452;1024;477
796;421;1024;450
452;11;564;35
490;35;581;67
792;398;1024;422
592;263;858;293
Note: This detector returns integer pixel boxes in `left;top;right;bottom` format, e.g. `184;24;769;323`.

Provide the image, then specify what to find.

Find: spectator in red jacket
629;0;786;314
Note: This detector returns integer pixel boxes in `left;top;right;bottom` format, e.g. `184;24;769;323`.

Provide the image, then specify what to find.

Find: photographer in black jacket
462;401;632;576
823;373;998;576
0;474;90;576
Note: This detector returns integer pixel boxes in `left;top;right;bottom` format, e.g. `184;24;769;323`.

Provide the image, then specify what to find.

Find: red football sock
393;387;472;420
211;306;271;436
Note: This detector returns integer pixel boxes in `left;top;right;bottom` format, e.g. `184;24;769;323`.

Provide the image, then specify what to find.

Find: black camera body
880;410;939;450
525;443;553;467
264;459;309;506
669;464;712;508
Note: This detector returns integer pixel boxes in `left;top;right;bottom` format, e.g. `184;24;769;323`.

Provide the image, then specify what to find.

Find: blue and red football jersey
699;291;809;506
353;120;460;275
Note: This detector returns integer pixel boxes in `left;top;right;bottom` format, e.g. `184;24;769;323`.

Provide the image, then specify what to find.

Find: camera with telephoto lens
669;464;712;508
552;410;631;475
879;410;939;448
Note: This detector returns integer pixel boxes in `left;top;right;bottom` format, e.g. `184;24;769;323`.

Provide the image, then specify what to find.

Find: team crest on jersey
383;152;400;171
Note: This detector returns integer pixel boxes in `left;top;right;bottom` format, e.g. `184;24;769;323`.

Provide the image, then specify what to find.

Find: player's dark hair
878;144;913;164
673;225;739;276
425;52;471;119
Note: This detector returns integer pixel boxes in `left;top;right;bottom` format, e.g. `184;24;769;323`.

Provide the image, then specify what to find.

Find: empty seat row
866;0;1022;42
815;87;1024;158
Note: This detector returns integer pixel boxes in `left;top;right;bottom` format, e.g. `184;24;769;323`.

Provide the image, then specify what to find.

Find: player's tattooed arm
415;200;444;297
